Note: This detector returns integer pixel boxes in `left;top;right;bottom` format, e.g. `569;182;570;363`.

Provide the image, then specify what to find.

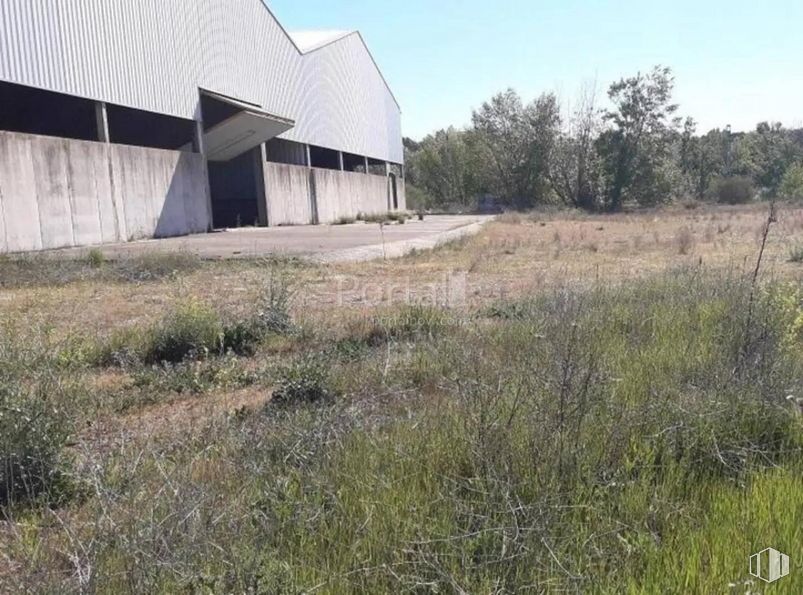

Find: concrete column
364;156;369;175
193;120;206;154
305;144;312;168
253;143;269;227
95;102;110;143
385;162;391;177
338;151;344;171
194;120;214;231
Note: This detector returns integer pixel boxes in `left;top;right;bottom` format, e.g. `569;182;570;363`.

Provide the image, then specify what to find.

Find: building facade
0;0;404;252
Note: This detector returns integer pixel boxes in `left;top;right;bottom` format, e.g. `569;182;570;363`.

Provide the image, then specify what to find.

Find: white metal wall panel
0;0;402;162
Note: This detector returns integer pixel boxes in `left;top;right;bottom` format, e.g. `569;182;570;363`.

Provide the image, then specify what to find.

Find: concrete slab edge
307;218;492;264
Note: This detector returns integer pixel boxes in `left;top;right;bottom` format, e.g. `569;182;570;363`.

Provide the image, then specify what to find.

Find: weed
131;356;256;399
86;248;105;269
271;355;336;405
113;252;201;282
0;383;73;509
676;225;695;254
789;245;803;263
144;300;223;364
0;251;202;288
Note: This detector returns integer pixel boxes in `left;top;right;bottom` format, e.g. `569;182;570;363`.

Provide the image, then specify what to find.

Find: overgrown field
1;205;802;593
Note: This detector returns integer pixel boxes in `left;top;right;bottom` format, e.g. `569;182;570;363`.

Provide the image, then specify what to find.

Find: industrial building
0;0;405;253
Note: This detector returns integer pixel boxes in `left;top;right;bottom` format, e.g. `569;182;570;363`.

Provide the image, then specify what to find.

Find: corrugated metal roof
289;30;354;53
0;0;403;163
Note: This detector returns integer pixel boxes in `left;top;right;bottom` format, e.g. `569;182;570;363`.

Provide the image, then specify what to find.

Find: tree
404;127;478;208
597;66;680;210
779;162;803;200
470;89;560;208
748;122;799;195
678;120;729;199
549;83;604;210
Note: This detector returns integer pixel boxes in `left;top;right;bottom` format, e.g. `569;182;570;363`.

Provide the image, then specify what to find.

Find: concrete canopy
202;91;295;162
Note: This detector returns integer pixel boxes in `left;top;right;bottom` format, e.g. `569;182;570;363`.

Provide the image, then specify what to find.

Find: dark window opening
107;104;195;151
208;149;262;229
0;80;97;141
343;152;367;173
200;93;242;131
265;138;307;166
389;163;403;178
309;145;341;170
367;157;387;176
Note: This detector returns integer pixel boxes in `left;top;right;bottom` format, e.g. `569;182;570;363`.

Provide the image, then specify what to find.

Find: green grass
2;270;802;592
0;251;203;288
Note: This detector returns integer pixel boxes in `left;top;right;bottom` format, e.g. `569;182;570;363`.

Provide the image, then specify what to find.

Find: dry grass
0;210;789;350
2;203;803;592
1;204;800;431
6;203;802;340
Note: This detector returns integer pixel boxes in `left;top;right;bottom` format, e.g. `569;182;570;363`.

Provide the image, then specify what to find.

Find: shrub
779;163;803;200
220;270;296;356
361;212;390;224
86;248;106;269
131;356;256;398
333;216;356;225
712;176;755;204
405;184;433;212
386;211;410;223
254;269;295;335
681;198;700;210
144;300;223;364
271;356;336;405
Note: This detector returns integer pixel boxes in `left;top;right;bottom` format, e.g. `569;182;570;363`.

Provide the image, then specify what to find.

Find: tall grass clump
223;268;296;355
144;300;223;364
0;382;72;508
0;326;74;509
271;355;337;406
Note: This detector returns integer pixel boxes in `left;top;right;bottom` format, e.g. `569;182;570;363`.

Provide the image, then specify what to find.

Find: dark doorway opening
200;93;266;229
389;173;399;210
208;149;262;229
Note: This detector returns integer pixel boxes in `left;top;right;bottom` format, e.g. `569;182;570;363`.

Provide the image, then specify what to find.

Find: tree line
404;66;803;211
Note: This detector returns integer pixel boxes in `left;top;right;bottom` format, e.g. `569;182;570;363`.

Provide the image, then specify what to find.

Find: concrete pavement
43;215;493;262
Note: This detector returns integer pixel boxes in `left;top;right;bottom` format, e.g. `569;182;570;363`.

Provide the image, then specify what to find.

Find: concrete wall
264;162;314;226
0;131;209;253
314;169;393;223
262;162;406;226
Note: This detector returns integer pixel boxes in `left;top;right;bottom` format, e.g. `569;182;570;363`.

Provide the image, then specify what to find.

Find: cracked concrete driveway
45;215;493;262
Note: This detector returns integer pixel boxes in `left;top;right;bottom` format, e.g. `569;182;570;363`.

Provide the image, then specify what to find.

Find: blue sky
268;0;803;140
